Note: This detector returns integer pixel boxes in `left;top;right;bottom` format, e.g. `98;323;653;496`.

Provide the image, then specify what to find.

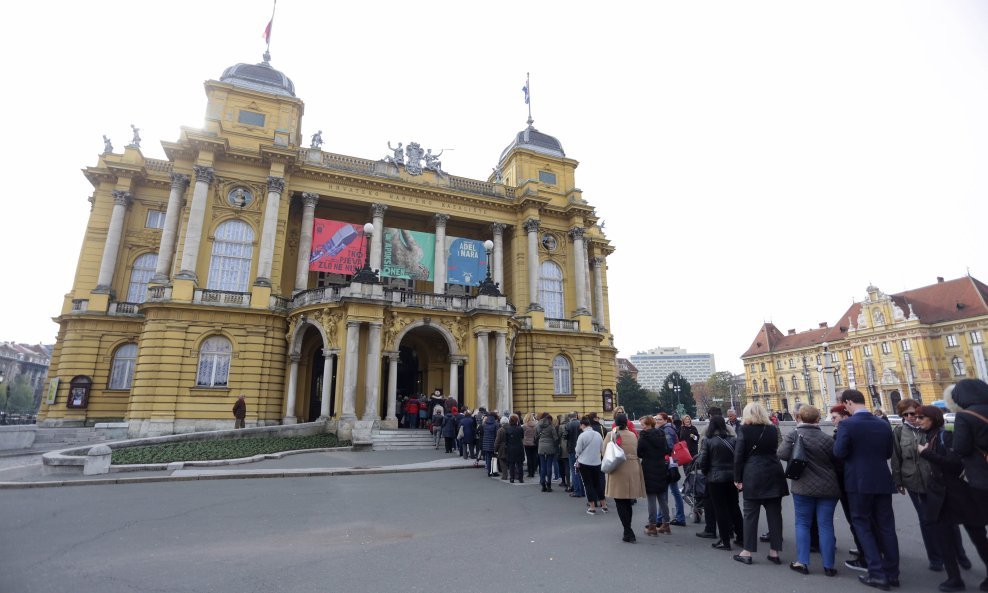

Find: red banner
309;218;367;274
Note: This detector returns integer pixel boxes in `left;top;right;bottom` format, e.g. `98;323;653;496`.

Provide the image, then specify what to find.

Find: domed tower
495;121;580;209
200;55;304;151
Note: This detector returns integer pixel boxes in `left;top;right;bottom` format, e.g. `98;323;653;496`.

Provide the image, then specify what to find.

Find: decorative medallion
227;187;254;208
541;233;558;252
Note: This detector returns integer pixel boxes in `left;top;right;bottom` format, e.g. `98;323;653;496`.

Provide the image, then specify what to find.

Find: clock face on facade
541;233;557;251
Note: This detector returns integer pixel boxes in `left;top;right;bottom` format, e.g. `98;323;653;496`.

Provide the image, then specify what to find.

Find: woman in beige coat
604;413;646;542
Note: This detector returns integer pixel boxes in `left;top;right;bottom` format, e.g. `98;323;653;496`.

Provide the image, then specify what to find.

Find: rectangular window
789;358;795;368
863;345;873;357
145;210;166;229
900;339;911;351
538;171;557;185
971;331;984;345
776;360;782;370
946;334;959;348
238;110;266;127
845;350;852;361
881;342;891;355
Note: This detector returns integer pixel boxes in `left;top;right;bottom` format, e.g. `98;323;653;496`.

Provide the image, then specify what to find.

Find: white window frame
791;376;799;390
108;343;138;390
971;331;984;345
900;339;911;352
552;354;571;395
863;345;873;357
946;334;959;348
952;356;966;377
881;342;891;355
126;253;158;303
145;209;166;229
539;261;565;319
207;220;254;292
197;336;232;387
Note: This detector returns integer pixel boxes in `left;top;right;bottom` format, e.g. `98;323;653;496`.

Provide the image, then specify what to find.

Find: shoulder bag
601;431;626;474
672;440;693;466
784;432;807;480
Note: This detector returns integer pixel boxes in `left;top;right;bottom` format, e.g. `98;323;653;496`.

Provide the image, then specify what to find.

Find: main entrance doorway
387;324;458;424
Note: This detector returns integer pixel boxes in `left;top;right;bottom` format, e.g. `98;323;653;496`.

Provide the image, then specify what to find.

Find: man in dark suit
834;389;900;590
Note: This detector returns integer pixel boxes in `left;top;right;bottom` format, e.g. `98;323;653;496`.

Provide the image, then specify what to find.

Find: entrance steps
372;428;436;451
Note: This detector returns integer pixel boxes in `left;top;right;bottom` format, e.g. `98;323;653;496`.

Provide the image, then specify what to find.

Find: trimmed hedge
110;433;347;465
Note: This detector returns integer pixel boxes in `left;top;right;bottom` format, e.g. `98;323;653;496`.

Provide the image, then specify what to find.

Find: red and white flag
262;18;273;45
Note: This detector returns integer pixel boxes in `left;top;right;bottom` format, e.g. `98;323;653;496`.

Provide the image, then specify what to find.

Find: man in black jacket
696;406;724;538
563;412;584;497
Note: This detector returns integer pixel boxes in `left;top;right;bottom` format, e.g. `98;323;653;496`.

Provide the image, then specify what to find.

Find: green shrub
111;433;348;465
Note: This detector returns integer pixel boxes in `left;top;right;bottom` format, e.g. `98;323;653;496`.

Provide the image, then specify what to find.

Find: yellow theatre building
37;54;617;437
742;276;988;416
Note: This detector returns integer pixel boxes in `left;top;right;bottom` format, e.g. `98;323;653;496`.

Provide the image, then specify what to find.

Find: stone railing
144;158;173;173
193;289;251;307
269;294;292;311
447;175;514;199
320;152;379;175
545;318;580;331
384;289;473;311
292;286;344;308
592;322;606;333
146;285;172;302
108;302;142;316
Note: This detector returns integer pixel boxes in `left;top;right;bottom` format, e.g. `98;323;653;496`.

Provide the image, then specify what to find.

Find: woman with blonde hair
733;401;789;565
523;412;539;478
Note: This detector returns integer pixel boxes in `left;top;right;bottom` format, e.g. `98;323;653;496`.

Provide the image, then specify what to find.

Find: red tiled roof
741;323;786;358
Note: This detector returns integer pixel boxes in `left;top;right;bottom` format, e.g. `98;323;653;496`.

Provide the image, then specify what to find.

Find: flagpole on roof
525;72;533;126
263;0;277;63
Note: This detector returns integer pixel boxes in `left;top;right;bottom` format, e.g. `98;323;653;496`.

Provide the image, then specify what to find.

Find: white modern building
629;347;716;390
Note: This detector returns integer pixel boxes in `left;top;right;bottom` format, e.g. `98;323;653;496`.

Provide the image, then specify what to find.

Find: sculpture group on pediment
384;141;445;176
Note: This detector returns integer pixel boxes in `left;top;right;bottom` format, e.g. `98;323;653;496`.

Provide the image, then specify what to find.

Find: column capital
592;256;605;267
491;222;507;235
383;350;400;358
434;213;450;226
300;192;320;208
111;190;132;207
494;330;508;337
368;321;383;329
475;330;490;338
267;176;285;194
193;165;214;184
522;218;541;233
371;203;389;218
169;173;190;189
568;226;586;240
346;320;362;329
321;348;340;357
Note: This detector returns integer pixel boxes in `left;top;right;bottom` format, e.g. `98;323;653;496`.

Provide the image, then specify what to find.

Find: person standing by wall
232;394;246;429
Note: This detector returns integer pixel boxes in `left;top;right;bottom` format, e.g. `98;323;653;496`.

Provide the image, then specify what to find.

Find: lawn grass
110;433;347;465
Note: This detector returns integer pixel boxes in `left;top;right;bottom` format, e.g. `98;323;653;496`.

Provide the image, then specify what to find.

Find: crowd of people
422;379;988;592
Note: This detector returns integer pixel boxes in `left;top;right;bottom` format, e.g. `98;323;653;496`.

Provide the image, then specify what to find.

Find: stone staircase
371;428;436;451
33;427;112;448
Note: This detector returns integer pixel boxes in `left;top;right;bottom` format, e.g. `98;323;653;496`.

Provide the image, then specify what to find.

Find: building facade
37;55;617;437
0;342;52;412
742;277;988;415
628;346;716;389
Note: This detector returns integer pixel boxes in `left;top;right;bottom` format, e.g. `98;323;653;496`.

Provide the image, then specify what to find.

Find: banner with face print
309;218;367;274
445;236;487;287
382;227;435;280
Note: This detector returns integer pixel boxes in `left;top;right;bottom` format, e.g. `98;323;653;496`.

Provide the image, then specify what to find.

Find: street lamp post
350;222;380;284
477;239;501;297
818;342;839;411
667;377;683;418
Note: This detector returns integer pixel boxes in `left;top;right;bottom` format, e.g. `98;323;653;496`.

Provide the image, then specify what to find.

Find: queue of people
427;379;988;592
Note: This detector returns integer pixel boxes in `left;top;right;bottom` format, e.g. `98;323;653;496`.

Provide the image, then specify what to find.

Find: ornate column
362;322;383;420
475;331;490;410
294;192;319;292
523;219;542;311
494;331;508;413
320;348;334;419
94;190;132;293
491;223;506;291
449;358;461;403
569;226;590;315
284;353;300;424
433;213;449;294
255;176;285;287
151;173;189;284
369;203;388;272
592;256;606;329
341;321;361;420
385;351;399;422
176;165;214;282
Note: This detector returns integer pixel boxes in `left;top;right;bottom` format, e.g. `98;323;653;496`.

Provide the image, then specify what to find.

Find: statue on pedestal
129;124;141;148
102;135;113;154
310;130;323;149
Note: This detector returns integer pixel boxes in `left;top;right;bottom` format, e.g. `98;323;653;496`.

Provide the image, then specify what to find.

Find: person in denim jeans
431;406;444;449
563;412;585;497
778;404;840;576
536;412;559;492
657;412;687;525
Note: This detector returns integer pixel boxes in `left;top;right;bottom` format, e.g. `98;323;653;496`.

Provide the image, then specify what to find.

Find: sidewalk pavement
0;447;487;488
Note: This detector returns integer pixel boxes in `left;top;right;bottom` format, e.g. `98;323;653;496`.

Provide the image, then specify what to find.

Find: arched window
126;253;158;303
952;356;966;377
207;220;254;292
779;376;786;391
108;343;138;390
197;336;232;387
752;380;758;393
792;376;799;390
763;378;769;392
552;354;571;395
760;362;766;372
539;261;564;319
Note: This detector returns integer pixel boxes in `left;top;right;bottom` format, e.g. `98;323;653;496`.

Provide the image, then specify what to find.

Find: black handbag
785;432;807;480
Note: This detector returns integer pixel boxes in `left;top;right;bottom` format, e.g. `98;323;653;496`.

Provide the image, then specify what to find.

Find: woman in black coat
700;415;744;550
733;402;788;565
679;415;701;458
917;405;988;593
503;414;526;483
637;415;672;536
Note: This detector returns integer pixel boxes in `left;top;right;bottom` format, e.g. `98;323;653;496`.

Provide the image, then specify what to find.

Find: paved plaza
0;450;977;593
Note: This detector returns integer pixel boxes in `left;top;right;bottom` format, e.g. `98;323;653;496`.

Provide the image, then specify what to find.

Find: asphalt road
0;468;976;593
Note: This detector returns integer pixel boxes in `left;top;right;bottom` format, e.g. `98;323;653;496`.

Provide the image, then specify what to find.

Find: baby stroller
680;459;706;523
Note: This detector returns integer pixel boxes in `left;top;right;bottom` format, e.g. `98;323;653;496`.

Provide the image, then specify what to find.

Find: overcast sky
2;1;986;374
